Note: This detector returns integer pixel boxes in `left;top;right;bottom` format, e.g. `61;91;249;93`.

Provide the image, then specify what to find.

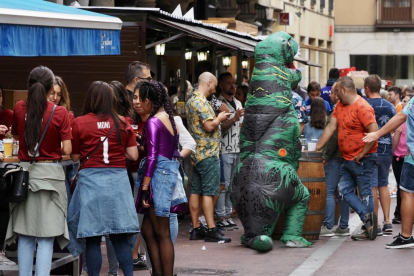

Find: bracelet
142;184;149;187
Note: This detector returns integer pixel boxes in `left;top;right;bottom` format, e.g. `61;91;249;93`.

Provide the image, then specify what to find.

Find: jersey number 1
101;137;109;164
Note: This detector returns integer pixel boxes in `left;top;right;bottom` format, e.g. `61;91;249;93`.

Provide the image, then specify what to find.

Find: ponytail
25;66;54;154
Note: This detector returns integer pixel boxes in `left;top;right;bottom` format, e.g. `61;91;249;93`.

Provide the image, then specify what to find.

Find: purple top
144;117;179;177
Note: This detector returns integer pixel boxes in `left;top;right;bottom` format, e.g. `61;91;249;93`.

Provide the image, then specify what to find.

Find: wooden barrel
272;151;326;240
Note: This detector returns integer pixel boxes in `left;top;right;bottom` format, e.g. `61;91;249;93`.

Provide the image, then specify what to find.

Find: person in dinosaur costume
231;31;312;251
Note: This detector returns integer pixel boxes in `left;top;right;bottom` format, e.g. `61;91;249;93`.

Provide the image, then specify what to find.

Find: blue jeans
18;235;54;276
338;153;377;222
215;153;239;218
323;158;349;229
170;213;178;245
85;234;133;276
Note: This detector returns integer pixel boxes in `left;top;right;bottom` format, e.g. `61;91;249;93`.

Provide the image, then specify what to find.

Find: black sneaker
190;227;206;240
382;222;393;233
392;217;401;224
385;234;414;249
204;228;231;243
364;212;377;240
133;255;148;271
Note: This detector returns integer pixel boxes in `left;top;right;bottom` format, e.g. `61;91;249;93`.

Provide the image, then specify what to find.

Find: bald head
199;72;216;84
198;72;218;99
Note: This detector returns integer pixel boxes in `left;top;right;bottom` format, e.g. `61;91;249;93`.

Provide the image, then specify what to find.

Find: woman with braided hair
135;81;184;276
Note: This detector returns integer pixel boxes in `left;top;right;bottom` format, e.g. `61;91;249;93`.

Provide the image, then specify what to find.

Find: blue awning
0;0;123;56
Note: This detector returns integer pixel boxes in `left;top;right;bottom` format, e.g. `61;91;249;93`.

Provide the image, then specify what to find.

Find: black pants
0;191;9;249
392;155;404;219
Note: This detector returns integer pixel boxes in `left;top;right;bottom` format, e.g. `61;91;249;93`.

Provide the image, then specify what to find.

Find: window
320;0;326;10
311;0;317;8
384;0;395;7
399;0;410;7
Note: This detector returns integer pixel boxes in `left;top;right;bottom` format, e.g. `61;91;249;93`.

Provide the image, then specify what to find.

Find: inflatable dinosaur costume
231;32;312;252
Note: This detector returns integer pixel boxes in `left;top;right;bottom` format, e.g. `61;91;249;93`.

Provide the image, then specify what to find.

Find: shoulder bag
69;125;115;194
0;105;56;203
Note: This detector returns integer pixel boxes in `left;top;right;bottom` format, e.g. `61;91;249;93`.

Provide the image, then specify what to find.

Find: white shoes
0;251;17;265
285;240;311;248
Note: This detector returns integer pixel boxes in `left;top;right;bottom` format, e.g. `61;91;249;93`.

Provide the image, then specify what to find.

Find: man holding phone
186;72;232;243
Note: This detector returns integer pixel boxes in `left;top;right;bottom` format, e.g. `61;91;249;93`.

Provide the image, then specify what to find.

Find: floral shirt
292;92;308;123
186;90;221;164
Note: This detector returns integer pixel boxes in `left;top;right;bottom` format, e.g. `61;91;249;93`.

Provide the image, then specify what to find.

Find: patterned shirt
292;92;308;123
367;98;396;153
186;90;221;164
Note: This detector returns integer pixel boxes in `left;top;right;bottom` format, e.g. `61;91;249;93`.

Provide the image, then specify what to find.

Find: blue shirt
367;98;396;154
304;98;331;116
403;97;414;165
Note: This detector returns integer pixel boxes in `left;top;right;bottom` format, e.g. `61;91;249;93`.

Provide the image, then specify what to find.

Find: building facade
273;0;335;87
335;0;414;85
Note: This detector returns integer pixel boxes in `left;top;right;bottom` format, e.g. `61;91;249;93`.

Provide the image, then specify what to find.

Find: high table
0;155;79;276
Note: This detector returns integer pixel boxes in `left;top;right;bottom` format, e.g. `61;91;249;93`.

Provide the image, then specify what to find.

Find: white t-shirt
218;95;243;154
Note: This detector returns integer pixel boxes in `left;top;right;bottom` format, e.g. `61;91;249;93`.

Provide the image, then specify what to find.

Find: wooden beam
299;43;334;55
146;33;186;50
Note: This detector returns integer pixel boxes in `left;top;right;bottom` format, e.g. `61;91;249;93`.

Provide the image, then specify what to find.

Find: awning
151;17;257;53
0;0;123;56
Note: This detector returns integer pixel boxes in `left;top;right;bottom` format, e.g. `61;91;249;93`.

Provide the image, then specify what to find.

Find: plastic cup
3;139;13;157
307;142;317;152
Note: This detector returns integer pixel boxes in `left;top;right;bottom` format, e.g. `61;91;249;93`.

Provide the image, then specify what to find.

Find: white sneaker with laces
0;251;16;265
319;225;335;237
285;240;311;248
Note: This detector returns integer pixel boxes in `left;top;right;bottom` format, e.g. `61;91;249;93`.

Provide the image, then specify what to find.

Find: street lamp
222;54;232;69
185;50;192;60
197;51;208;61
242;55;249;70
155;44;165;56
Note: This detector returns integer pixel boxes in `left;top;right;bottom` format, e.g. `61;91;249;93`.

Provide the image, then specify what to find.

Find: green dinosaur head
254;31;299;66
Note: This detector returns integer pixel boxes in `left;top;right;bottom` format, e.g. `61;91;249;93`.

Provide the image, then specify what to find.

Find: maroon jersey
0;109;13;140
12;101;72;161
72;113;136;168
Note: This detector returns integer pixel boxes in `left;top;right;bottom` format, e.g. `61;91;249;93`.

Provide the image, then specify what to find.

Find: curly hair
138;81;179;151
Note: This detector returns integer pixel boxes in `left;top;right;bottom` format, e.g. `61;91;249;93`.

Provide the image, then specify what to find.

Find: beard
206;95;213;101
224;90;235;96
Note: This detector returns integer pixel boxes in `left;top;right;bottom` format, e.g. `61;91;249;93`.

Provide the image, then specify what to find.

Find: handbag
69;125;115;194
2;105;56;203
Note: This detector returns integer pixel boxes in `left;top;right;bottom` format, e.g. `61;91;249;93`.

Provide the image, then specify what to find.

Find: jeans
85;234;133;276
338;153;377;222
392;156;404;219
170;213;178;245
18;235;54;276
323;158;350;229
106;237;120;275
215;153;239;218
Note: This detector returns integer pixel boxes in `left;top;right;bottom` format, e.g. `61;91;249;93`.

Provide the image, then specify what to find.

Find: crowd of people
0;61;413;276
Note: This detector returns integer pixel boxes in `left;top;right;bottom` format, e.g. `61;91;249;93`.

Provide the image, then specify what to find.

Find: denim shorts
400;162;414;193
372;151;393;187
191;157;220;196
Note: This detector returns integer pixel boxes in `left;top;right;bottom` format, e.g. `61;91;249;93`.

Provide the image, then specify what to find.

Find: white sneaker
285;240;311;248
80;270;89;276
0;251;17;265
319;225;335;237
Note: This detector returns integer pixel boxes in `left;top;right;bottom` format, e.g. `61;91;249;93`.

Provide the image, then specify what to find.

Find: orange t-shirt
396;103;403;113
333;96;378;161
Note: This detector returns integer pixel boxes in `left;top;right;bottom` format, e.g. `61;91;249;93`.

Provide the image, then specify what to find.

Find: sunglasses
137;76;152;82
